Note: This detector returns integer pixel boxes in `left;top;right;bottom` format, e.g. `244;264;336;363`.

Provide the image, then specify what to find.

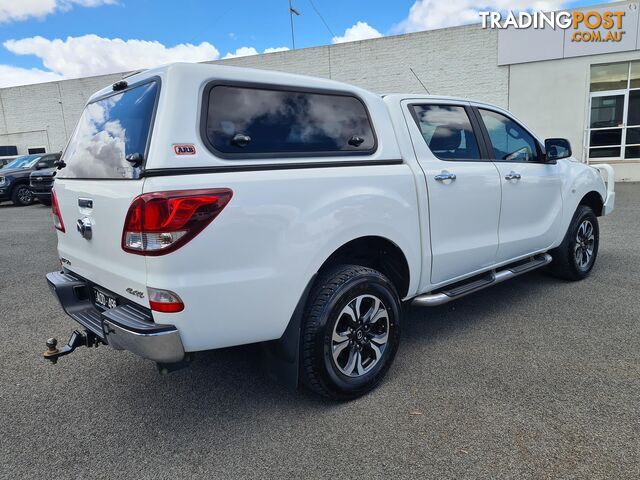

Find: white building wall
508;49;640;181
0;25;507;155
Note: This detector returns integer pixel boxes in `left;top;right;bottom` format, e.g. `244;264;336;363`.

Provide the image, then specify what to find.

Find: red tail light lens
122;188;232;255
147;287;184;313
51;188;65;232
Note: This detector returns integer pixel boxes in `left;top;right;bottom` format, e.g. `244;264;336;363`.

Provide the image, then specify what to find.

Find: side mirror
544;138;572;162
35;162;48;170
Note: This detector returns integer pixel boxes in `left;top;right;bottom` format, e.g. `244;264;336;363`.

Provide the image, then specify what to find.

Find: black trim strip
141;159;403;177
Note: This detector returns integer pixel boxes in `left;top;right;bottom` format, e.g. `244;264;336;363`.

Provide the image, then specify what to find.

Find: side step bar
412;253;552;307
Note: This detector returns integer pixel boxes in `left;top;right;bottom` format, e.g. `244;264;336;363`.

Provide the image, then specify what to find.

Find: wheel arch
314;235;411;299
579;190;604;217
10;178;30;193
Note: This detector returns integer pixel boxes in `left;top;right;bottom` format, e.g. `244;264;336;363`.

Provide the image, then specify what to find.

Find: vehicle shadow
94;269;561;416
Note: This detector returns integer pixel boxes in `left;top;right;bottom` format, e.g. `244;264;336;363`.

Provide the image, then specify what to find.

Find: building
0;1;638;180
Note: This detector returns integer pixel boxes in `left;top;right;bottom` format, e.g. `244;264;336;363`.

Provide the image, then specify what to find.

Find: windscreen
58;81;158;179
2;155;40;170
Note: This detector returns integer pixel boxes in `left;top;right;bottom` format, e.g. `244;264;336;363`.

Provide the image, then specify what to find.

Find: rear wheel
301;264;401;400
548;205;599;281
11;184;34;206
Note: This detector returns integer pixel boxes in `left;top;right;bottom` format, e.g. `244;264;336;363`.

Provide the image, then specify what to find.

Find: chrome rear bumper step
412;253;552;307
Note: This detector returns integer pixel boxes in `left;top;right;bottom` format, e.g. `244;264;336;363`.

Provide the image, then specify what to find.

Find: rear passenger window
203;85;376;156
410;105;480;160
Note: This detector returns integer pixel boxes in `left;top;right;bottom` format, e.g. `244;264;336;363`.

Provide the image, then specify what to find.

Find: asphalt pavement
0;184;638;479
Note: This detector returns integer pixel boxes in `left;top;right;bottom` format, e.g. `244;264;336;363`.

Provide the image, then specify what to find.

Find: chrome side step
412;253;552;307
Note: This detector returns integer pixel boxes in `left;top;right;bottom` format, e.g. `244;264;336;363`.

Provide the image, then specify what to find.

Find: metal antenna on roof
289;0;301;50
410;67;430;94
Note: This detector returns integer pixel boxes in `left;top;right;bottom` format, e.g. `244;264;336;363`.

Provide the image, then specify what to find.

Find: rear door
404;100;501;285
53;79;159;305
474;107;563;263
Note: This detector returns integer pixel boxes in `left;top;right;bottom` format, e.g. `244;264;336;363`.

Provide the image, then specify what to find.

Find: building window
0;145;18;156
27;147;46;154
588;61;640;161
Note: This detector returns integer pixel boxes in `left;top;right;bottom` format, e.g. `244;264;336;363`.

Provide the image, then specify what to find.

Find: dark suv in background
30;164;58;206
0;153;60;206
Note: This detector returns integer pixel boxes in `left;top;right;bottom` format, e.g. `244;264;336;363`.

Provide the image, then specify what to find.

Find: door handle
435;171;456;182
505;171;521;180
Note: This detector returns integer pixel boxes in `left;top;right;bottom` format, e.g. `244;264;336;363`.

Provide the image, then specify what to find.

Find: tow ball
43;330;102;364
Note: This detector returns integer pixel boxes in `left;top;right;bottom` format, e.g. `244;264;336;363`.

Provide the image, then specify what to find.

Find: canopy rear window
58;81;158;179
203;84;376;158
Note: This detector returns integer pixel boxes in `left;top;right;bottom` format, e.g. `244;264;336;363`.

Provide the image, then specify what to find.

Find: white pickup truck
44;63;615;399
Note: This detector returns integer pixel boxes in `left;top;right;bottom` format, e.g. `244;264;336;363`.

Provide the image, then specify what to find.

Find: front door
475;107;563;263
405;101;501;285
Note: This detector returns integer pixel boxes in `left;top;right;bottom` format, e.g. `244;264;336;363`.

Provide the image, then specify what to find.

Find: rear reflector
148;287;184;313
122;188;232;256
51;188;65;232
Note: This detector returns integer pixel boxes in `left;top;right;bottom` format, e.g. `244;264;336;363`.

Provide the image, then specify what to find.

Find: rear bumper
46;271;185;363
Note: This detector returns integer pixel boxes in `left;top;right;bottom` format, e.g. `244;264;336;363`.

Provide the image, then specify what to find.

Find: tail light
147;287;184;313
122;188;233;256
51;188;65;232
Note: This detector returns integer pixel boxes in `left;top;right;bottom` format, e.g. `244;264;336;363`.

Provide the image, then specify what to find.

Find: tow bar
43;329;102;364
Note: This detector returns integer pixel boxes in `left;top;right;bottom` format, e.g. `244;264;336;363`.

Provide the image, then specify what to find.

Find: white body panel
493;161;563;262
52;64;614;355
144;165;420;351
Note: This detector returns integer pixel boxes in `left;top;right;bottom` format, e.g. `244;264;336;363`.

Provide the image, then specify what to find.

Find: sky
0;0;615;88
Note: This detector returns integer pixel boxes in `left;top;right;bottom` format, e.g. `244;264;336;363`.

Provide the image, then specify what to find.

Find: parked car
44;64;615;399
30;166;57;206
0;153;60;206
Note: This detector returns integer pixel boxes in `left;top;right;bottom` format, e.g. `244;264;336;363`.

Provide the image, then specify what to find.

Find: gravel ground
0;184;638;479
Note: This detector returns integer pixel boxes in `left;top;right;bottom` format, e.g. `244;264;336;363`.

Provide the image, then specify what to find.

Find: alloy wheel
574;219;595;270
17;186;33;205
331;294;390;378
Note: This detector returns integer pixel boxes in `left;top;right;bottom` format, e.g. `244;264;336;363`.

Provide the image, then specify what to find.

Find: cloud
223;46;289;59
222;46;259;59
393;0;569;33
3;34;220;80
263;47;290;54
0;0;117;23
0;64;63;87
332;21;383;44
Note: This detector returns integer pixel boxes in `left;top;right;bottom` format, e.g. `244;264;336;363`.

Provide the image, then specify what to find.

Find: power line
307;0;336;38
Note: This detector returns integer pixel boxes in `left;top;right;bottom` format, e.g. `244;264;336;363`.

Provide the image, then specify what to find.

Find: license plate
94;288;117;309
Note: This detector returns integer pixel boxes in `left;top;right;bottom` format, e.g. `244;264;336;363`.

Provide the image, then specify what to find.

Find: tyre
11;184;34;206
301;264;401;400
548;205;599;281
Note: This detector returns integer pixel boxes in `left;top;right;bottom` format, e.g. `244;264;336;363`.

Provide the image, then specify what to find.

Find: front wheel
301;264;401;400
11;184;34;206
548;205;599;281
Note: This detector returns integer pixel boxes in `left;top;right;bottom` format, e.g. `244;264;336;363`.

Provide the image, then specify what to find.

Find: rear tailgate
55;179;147;305
52;78;160;306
